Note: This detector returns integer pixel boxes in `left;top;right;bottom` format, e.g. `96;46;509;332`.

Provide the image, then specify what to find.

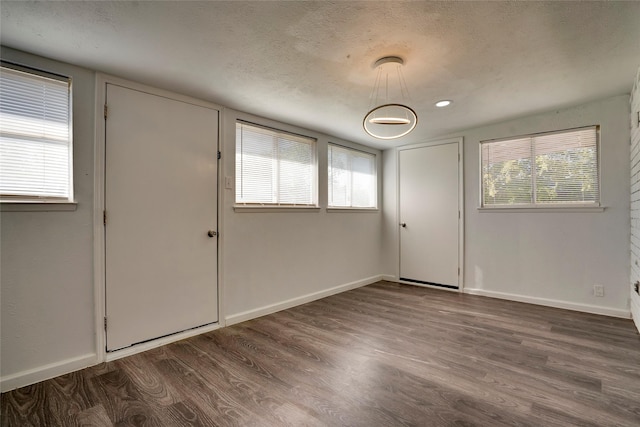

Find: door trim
93;74;224;362
396;137;464;292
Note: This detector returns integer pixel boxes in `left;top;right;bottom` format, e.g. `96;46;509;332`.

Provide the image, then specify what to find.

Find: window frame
234;120;318;209
479;126;602;211
0;61;74;207
327;143;378;211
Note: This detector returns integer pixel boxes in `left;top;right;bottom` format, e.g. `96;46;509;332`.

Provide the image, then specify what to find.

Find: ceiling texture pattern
2;1;639;148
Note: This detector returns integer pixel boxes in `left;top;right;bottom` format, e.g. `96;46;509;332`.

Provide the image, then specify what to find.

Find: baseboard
225;275;383;326
105;322;221;363
1;322;224;392
381;274;398;282
631;292;640;333
1;353;97;393
464;288;631;319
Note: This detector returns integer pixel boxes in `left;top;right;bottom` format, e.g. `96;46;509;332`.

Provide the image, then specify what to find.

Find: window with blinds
328;144;377;208
235;121;317;205
481;126;599;207
0;64;72;201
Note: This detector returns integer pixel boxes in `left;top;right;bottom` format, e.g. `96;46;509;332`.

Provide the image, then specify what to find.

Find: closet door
104;84;218;351
399;140;462;288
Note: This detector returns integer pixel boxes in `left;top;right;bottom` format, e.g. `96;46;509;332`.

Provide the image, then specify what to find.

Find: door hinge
458;267;460;276
217;151;221;160
104;104;108;120
458;210;461;219
104;317;108;331
458;153;460;161
103;210;107;226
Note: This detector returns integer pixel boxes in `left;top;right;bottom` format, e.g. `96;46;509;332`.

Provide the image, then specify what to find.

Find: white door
105;84;219;351
399;141;461;289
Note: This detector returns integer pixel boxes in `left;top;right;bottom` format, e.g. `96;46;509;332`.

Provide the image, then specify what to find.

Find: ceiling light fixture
435;100;452;108
363;56;417;140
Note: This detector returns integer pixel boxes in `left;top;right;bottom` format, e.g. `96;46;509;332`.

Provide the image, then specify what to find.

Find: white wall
0;48;385;391
2;45;632;393
630;66;640;332
221;110;384;324
381;149;398;278
0;47;98;389
383;95;631;317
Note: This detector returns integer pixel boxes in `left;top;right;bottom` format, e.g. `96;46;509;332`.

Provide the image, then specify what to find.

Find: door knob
207;230;217;237
400;223;407;228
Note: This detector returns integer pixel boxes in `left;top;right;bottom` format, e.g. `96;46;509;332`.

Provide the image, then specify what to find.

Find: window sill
1;200;78;212
326;207;379;213
233;205;320;213
478;205;605;213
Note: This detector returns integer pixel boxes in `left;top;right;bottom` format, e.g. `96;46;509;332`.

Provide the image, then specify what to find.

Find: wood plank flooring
2;281;640;426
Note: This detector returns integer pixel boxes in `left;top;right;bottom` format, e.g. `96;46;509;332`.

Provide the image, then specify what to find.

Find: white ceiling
2;1;639;149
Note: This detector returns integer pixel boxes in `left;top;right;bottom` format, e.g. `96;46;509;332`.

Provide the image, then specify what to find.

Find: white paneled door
104;84;219;351
399;140;462;289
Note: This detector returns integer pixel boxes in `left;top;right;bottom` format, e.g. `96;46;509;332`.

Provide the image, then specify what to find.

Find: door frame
396;137;464;292
93;74;224;362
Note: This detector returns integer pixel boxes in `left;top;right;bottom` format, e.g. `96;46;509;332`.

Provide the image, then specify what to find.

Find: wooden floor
2;281;640;426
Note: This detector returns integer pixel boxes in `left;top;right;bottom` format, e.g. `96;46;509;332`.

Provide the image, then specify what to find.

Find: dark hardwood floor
2;281;640;426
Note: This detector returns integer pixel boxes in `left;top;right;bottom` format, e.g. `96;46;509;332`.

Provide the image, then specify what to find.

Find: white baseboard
381;274;398;282
225;275;383;326
464;288;631;319
631;292;640;333
1;275;384;393
1;353;97;393
1;323;223;392
106;322;221;363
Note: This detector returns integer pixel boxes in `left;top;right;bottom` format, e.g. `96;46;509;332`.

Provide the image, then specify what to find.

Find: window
235;121;317;205
480;126;599;207
328;144;377;208
0;63;73;202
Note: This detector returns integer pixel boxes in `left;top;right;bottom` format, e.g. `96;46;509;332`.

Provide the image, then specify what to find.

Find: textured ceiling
2;1;639;149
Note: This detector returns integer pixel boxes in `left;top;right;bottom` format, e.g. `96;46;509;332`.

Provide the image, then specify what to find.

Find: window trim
326;207;379;213
233;205;321;213
327;143;378;210
0;61;75;205
234;120;318;208
1;201;77;212
477;205;604;213
479;125;601;210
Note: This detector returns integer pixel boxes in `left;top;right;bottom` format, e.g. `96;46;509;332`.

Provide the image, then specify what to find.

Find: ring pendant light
363;56;417;140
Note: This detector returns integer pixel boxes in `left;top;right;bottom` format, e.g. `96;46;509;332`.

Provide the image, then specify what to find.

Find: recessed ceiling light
435;100;452;108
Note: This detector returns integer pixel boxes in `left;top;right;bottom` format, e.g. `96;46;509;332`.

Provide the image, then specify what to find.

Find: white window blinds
0;65;72;200
481;126;599;207
235;122;316;205
328;144;377;208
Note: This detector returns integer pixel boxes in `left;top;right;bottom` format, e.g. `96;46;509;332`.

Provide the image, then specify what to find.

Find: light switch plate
225;176;233;189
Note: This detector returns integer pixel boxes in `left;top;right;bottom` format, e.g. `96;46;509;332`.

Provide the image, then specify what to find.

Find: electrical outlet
593;284;604;297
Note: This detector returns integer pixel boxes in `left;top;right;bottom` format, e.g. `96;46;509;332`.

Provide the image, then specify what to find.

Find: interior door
105;84;219;351
399;141;461;288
